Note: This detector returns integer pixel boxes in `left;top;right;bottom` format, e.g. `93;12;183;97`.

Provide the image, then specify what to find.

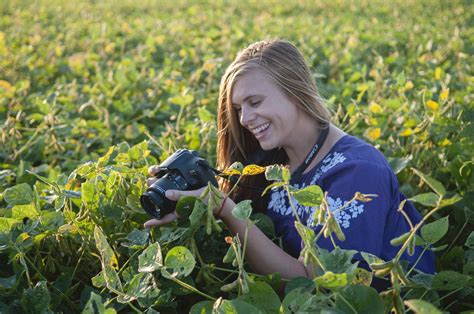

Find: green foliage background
0;0;473;312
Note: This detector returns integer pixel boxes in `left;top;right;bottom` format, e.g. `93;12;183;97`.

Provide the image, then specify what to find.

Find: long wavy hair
216;39;331;211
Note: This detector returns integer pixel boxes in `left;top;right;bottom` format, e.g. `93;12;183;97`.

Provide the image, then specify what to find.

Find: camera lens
140;175;179;219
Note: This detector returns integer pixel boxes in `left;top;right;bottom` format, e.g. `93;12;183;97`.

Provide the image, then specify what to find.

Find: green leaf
314;271;349;289
4;183;33;205
94;226;122;291
21;281;50;314
284;277;315;295
121;228;149;249
82;181;97;205
236;282;281;313
97;146;116;167
251;213;275;238
189;199;207;226
138;242;163;272
409;193;439;207
0;274;16;289
213;299;262;314
388;155;412;174
12;204;39;221
82;292;107;314
232;200;253;220
190;301;213;314
91;272;106;288
421;216;449;244
169;94;194;107
176;196;197;218
118;273;159;303
291;185;323;207
0;218;16;233
411;168;446;197
164;246;195;277
280;287;322;313
265;165;283;181
431;271;471;290
197;107;214;123
318;247;358;274
411;273;434;289
361;252;385;265
335;285;384;314
128;141;148;161
26;170;61;193
404;299;441;314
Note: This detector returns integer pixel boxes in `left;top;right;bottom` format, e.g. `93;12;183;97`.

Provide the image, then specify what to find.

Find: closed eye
249;100;262;107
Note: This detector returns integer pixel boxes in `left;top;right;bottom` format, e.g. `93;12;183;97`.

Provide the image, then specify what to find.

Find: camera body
140;149;218;219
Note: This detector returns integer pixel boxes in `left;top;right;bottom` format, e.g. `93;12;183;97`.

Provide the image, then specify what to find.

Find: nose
239;104;255;127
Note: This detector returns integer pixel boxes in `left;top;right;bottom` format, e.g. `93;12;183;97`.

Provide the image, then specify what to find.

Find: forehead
231;70;276;104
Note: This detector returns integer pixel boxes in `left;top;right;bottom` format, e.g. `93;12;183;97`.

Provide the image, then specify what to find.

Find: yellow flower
440;138;452;146
404;81;414;90
435;67;442;80
400;128;413;137
440;89;449;102
368;102;383;114
366;128;381;141
426;100;439;111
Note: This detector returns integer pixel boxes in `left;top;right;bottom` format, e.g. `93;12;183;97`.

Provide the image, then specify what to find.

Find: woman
144;39;435;282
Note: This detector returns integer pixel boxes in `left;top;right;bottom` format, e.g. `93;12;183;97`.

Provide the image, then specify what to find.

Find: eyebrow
232;94;261;107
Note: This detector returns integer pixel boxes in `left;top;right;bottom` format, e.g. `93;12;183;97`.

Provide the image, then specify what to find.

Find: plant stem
406;246;428;277
169;276;217;301
394;205;442;262
23;254;78;311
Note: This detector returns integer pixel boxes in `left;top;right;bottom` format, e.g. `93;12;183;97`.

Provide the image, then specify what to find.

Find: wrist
214;196;228;219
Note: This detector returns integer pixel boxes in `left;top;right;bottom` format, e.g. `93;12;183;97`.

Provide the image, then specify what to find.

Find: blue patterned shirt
266;135;435;274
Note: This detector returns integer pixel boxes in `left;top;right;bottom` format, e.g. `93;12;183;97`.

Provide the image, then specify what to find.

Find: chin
259;142;277;151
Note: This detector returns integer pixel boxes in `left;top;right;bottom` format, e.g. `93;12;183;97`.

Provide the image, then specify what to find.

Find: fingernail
165;190;174;198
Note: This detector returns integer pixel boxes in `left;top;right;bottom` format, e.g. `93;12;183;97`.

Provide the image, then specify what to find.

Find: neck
284;119;323;172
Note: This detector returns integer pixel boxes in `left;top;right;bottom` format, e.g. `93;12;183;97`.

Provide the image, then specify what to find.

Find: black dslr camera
140;149;218;219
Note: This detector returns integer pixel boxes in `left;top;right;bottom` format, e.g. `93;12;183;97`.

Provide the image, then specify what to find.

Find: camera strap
291;126;329;182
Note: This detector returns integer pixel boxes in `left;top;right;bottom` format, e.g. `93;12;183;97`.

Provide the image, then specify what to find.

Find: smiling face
231;69;305;151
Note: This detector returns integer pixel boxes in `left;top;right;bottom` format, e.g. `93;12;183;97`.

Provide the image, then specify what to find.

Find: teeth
252;123;270;135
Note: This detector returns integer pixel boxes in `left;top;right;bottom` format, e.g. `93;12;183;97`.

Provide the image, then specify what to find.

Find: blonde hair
217;39;331;204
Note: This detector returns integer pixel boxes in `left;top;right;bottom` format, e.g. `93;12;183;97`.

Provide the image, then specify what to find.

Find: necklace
292;126;330;181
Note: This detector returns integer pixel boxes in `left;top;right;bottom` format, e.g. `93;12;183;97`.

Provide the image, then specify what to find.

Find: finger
165;187;208;201
165;190;182;201
148;165;160;176
143;212;177;228
146;177;157;187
